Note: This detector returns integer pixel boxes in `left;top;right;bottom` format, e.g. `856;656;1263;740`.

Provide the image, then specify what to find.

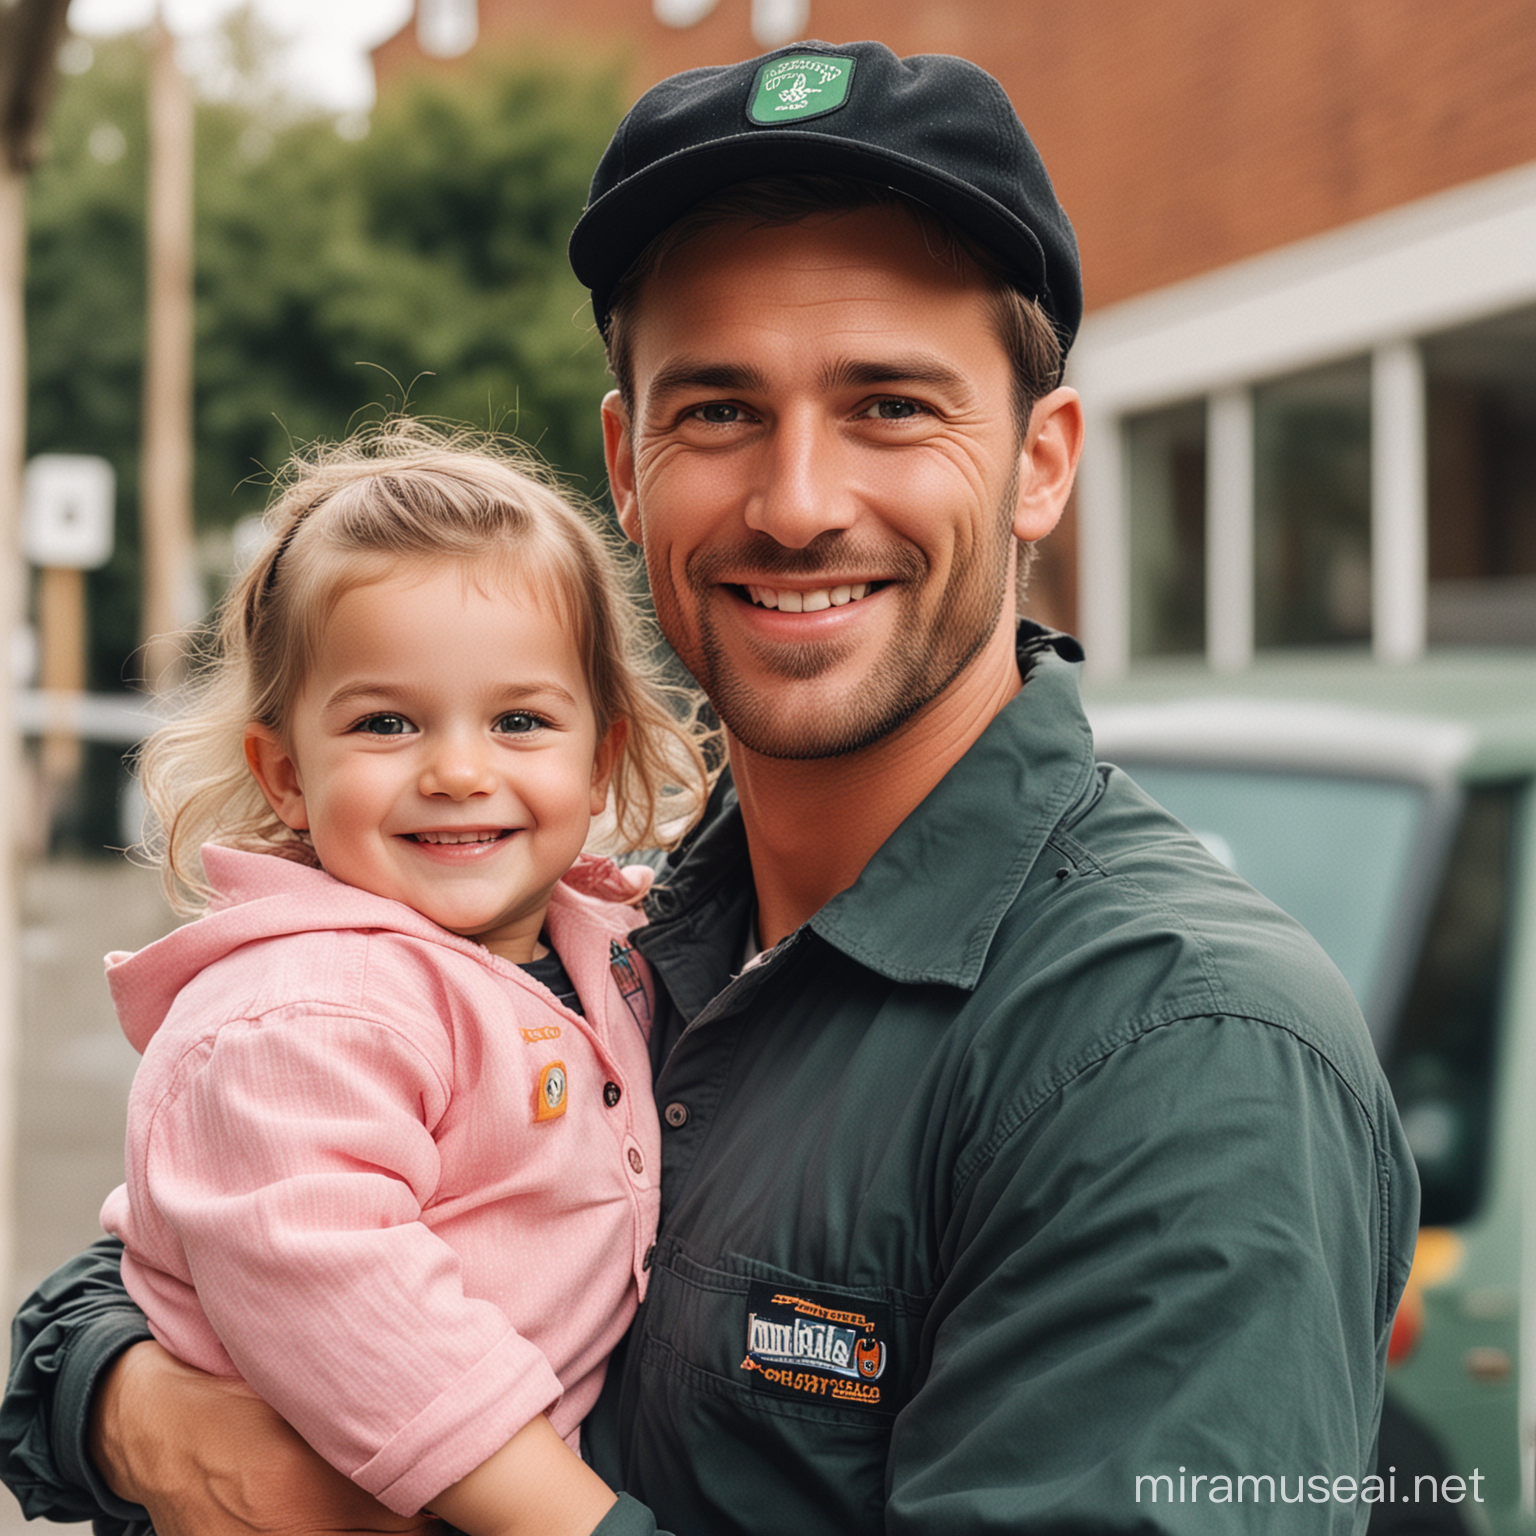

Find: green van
1086;649;1536;1535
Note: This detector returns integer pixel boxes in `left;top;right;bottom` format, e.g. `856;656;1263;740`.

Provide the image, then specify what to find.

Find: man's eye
355;713;413;736
494;711;546;735
691;402;742;424
863;398;924;420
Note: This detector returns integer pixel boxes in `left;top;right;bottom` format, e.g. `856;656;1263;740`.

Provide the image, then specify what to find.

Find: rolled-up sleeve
1;1234;153;1532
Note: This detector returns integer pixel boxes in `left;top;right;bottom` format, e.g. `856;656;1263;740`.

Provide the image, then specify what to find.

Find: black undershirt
521;946;583;1016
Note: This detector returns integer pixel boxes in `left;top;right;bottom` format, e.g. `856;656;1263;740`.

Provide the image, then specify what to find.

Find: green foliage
25;30;625;690
27;34;150;692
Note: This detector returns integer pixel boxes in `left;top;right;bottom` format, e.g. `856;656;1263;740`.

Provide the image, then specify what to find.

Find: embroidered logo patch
747;54;855;126
520;1025;562;1044
740;1281;892;1411
534;1061;567;1121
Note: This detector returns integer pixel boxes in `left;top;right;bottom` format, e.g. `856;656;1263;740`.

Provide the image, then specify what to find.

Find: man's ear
602;390;641;545
1012;386;1085;544
243;724;309;830
589;719;627;817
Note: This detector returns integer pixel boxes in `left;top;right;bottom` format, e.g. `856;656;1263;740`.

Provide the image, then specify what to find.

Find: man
2;40;1416;1536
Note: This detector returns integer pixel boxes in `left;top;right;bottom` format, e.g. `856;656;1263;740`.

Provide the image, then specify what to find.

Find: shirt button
663;1101;689;1128
628;1147;645;1175
643;1243;655;1270
603;1081;621;1107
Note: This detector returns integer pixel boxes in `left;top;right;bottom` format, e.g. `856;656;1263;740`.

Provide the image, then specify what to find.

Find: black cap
569;40;1081;354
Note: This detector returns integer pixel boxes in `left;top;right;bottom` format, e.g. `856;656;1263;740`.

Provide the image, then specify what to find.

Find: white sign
23;454;115;569
417;0;477;57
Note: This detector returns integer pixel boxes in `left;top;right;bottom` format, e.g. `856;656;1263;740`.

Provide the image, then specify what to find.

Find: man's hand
90;1341;445;1536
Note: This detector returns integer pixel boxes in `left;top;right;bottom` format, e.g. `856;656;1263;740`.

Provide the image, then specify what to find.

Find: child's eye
493;711;547;735
354;713;414;736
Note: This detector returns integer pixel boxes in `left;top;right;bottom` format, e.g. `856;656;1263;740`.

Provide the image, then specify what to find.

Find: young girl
99;423;712;1536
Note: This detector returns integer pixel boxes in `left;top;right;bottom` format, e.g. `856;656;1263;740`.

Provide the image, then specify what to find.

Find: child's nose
419;735;497;799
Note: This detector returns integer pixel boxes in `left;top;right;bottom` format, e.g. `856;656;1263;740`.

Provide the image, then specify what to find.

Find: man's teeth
412;830;504;845
746;583;872;612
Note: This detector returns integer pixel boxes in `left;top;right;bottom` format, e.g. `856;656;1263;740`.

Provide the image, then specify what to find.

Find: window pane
1253;357;1372;648
1423;304;1536;644
1124;399;1206;657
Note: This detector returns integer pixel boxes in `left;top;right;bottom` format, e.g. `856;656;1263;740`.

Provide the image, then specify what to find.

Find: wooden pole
0;125;27;1316
38;565;85;796
139;8;196;694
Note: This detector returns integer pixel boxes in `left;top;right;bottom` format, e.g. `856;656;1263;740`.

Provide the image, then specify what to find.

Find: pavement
3;855;180;1531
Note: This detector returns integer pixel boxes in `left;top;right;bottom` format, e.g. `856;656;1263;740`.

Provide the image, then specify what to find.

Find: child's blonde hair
141;420;714;913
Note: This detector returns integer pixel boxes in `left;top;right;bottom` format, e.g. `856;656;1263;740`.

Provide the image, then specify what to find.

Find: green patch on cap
747;54;856;126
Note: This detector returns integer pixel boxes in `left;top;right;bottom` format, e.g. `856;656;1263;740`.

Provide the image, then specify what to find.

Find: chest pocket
624;1243;929;1535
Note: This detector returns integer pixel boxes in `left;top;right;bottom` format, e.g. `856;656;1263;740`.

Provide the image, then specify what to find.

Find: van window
1384;784;1516;1225
1122;765;1425;1010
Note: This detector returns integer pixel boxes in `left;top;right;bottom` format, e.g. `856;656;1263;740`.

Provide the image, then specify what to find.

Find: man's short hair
603;174;1064;435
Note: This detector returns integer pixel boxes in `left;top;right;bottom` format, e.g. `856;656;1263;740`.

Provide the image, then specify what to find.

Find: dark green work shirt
587;627;1418;1533
0;627;1417;1535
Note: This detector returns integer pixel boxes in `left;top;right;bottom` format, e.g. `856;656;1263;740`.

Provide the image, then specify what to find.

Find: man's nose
744;410;858;548
419;732;497;799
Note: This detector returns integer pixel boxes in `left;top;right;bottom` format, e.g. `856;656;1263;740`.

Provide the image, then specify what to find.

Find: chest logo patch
740;1280;892;1411
534;1061;567;1121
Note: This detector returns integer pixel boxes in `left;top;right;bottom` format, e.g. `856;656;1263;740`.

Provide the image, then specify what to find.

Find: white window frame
1069;158;1536;678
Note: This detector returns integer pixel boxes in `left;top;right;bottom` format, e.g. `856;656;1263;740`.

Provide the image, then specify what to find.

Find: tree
26;27;626;697
192;48;626;530
26;32;152;698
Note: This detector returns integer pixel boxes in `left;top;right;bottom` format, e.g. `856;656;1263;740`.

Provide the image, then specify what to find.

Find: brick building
377;0;1536;670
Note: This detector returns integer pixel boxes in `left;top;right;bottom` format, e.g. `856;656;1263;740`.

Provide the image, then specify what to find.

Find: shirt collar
808;625;1093;988
644;624;1093;1001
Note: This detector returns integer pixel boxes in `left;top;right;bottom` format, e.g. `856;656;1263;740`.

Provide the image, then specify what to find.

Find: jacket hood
106;845;650;1054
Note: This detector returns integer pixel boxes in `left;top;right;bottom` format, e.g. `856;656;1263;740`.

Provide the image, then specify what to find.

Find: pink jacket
99;845;661;1516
